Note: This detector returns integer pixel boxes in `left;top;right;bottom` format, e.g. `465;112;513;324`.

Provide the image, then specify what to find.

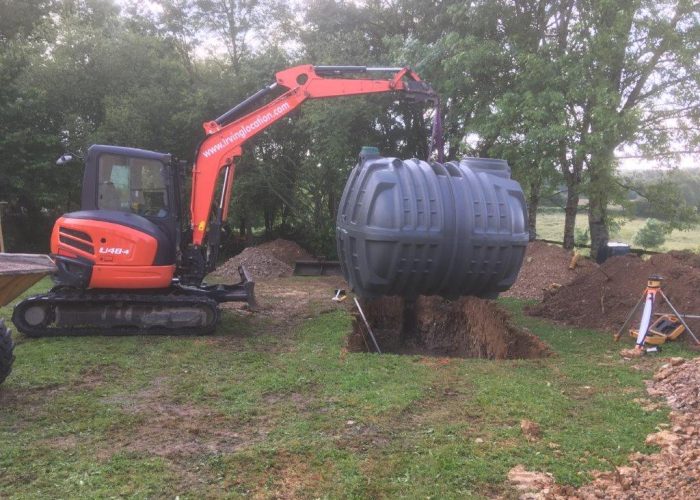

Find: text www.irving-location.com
201;102;292;158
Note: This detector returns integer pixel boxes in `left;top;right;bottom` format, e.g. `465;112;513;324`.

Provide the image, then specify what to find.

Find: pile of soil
502;241;593;300
214;239;312;280
529;252;700;333
647;357;700;412
347;296;551;359
255;239;313;266
541;357;700;499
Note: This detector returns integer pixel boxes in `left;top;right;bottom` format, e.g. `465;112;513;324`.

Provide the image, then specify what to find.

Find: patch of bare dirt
213;239;313;280
122;405;255;458
0;384;62;417
198;275;349;355
240;276;346;323
101;377;266;459
347;296;551;359
529;252;700;337
0;364;120;427
520;419;542;442
257;451;323;499
519;357;700;499
335;420;390;452
75;363;121;390
38;434;79;451
508;465;555;497
503;241;593;300
262;391;313;413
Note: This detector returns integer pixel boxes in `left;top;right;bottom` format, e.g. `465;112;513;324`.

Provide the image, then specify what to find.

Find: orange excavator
12;65;436;336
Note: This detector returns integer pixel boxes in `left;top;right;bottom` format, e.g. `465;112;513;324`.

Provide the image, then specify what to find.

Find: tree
0;0;202;250
193;0;294;71
560;0;700;256
0;0;68;250
634;218;667;249
619;172;699;228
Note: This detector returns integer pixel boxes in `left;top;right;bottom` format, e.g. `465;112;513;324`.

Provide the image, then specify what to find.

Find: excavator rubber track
12;289;220;337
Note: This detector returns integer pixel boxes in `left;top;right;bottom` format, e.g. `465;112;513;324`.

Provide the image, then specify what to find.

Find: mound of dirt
255;239;313;266
667;250;700;269
502;241;593;300
214;238;311;280
529;252;700;334
347;296;551;359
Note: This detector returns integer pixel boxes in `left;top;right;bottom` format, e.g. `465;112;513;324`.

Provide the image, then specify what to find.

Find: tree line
0;0;698;257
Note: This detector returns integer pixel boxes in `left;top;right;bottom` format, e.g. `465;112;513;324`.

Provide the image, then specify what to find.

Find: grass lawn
536;210;700;251
0;277;694;498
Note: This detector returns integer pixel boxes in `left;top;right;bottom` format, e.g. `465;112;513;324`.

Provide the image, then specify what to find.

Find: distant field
536;210;700;252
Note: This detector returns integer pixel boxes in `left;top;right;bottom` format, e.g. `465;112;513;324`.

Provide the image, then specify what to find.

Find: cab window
97;154;169;217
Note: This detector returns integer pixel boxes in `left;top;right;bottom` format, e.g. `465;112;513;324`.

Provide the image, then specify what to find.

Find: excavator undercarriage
12;266;255;337
14;290;219;337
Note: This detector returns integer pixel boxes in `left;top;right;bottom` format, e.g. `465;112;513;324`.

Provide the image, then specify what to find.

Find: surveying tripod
614;275;700;351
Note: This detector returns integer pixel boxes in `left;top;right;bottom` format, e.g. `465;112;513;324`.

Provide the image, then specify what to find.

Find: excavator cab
81;145;181;253
51;145;181;290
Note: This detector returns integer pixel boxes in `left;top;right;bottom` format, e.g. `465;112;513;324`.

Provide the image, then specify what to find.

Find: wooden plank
0;254;55;306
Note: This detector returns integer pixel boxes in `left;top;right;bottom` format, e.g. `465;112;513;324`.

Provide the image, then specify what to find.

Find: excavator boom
189;65;436;250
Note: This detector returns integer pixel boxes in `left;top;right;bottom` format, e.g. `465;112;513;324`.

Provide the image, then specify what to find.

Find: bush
574;228;590;246
633;218;667;249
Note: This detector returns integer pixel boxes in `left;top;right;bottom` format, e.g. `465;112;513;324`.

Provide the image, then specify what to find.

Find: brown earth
255;238;313;266
502;241;593;300
529;251;700;336
230;275;346;325
213;238;313;280
100;376;265;459
347;295;551;359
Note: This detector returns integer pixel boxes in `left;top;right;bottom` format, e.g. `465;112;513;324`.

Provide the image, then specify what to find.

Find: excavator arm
189;65;436;255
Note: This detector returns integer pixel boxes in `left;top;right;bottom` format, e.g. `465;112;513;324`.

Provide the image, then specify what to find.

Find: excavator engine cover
336;152;528;299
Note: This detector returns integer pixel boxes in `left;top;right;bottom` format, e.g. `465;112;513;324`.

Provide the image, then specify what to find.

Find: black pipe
214;83;278;126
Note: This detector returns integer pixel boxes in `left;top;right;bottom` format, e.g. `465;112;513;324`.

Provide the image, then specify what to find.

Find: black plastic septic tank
336;151;529;299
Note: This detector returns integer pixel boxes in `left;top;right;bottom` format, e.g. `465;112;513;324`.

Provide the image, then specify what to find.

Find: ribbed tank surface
336;153;528;299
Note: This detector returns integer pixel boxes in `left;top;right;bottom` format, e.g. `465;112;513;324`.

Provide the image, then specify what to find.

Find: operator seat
99;181;121;210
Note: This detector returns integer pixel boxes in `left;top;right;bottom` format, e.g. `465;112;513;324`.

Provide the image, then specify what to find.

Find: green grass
0;280;695;498
536;210;700;251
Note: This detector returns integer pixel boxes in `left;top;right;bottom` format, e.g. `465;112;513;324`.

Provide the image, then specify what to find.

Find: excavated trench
348;296;551;360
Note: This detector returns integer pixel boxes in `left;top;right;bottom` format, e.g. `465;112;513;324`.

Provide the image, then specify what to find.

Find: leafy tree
562;0;700;256
192;0;294;71
0;0;67;250
619;173;699;228
634;218;668;249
